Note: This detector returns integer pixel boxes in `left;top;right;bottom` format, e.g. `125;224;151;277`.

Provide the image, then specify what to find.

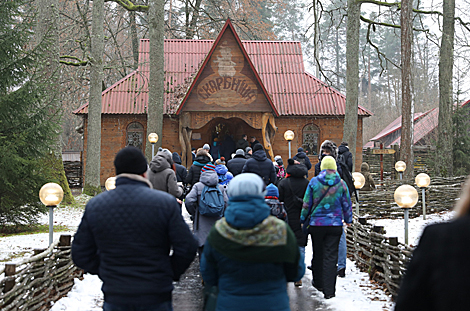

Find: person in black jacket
395;176;470;311
293;147;312;176
337;142;353;173
242;143;276;185
72;146;197;310
227;149;247;176
278;159;309;286
235;134;249;151
250;136;260;148
172;152;187;184
245;147;252;159
185;148;212;190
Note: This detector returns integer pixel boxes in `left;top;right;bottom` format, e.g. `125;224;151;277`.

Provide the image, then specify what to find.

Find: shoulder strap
288;179;302;201
304;185;331;220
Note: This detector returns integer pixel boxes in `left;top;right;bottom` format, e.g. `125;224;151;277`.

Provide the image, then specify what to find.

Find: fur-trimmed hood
319;140;338;160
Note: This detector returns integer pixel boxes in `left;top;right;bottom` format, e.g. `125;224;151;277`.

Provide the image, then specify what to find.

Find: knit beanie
298;147;304;152
320;155;337;171
253;143;263;152
215;157;226;165
114;146;148;175
245;147;252;153
265;183;279;198
236;149;245;156
203;143;210;151
227;173;266;198
201;163;216;172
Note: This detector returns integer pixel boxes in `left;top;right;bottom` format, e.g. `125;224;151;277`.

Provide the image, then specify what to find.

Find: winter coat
72;175;198;305
241;149;277;186
226;155;247;176
185;154;211;187
215;164;231;185
147;151;183;198
185;170;228;247
200;195;305;311
301;169;352;227
278;164;309;246
338;145;353;173
293;151;312;171
210;141;221;161
235;139;249;152
250;139;260;148
395;214;470;311
172;152;187;184
360;163;375;191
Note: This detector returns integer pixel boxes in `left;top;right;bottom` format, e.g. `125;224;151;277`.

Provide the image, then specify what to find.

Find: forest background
55;0;470;151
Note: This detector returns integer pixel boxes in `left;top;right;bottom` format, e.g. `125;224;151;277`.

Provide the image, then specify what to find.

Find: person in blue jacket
72;146;198;311
200;173;305;311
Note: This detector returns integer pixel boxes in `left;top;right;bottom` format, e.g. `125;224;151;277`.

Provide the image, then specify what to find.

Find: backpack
337;161;358;202
199;185;225;217
266;199;288;221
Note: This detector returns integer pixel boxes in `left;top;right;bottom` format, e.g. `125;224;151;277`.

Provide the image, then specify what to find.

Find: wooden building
74;20;371;185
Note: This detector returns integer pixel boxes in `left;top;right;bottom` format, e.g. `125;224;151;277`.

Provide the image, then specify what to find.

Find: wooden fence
346;217;413;299
355;176;466;219
0;235;83;310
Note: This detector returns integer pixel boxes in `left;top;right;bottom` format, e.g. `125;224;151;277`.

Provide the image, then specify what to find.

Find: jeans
103;301;173;311
337;228;347;270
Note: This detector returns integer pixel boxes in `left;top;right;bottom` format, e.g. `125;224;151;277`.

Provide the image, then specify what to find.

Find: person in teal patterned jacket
300;156;352;299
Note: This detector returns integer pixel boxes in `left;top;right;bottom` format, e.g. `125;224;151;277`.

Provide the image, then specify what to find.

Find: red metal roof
74;34;371;117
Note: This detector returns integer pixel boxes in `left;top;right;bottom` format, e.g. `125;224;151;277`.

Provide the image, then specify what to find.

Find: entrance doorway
192;117;261;161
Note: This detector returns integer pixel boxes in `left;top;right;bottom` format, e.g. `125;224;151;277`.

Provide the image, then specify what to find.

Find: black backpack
337;161;358;202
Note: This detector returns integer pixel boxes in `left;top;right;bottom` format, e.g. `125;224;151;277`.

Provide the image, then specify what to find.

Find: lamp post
415;173;431;220
394;184;419;245
148;133;159;158
39;183;64;246
284;130;295;158
352;172;365;215
105;177;117;191
395;161;406;180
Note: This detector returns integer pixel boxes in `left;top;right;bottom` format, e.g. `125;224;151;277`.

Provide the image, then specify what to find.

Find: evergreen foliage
452;105;470;176
0;0;61;225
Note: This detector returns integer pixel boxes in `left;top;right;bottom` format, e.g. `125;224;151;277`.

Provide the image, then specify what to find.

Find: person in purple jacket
300;156;352;299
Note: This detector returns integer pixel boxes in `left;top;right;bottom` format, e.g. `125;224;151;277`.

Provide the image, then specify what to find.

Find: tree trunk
147;0;165;160
436;0;455;177
36;0;74;203
400;0;414;180
130;11;139;70
343;0;361;171
84;0;105;195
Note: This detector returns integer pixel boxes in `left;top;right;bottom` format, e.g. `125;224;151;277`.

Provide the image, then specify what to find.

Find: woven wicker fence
346;217;414;298
0;235;83;310
356;176;466;219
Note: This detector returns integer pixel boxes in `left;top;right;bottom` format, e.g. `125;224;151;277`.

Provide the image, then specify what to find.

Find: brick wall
82;114;364;185
273;116;364;176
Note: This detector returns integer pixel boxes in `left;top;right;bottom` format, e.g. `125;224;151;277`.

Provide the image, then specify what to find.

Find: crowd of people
71;136;387;311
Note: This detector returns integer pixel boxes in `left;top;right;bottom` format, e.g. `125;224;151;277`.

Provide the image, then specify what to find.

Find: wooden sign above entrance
372;149;396;154
180;21;276;114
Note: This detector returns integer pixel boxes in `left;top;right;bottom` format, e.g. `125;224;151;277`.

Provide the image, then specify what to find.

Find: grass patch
0;224;70;237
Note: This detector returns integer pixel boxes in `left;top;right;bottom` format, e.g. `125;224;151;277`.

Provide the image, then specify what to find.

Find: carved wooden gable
179;22;275;114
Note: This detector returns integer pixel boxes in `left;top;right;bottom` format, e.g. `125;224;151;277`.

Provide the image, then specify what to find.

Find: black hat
114;146;148;175
253;143;263;152
298;147;304;152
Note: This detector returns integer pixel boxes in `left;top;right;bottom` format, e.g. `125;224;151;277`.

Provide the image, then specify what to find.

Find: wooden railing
0;235;83;310
346;217;413;299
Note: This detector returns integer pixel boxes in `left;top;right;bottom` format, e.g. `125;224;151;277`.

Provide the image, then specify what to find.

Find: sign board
372;149;396;155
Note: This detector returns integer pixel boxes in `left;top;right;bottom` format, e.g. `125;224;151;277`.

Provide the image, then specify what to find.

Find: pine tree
0;0;61;225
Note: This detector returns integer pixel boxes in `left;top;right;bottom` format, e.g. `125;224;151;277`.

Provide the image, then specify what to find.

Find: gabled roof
369;112;426;142
74;21;371;117
365;99;470;148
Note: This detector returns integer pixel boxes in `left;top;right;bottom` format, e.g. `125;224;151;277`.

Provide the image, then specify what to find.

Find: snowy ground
0;197;456;310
